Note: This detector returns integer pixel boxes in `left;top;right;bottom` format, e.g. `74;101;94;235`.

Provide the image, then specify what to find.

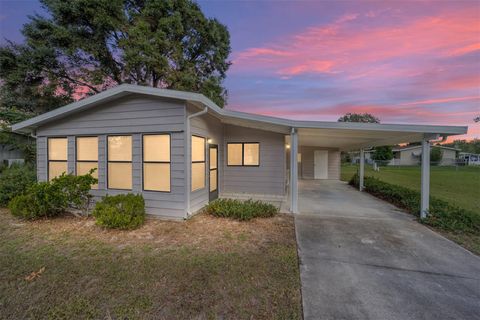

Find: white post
420;138;430;219
359;148;365;191
290;128;299;214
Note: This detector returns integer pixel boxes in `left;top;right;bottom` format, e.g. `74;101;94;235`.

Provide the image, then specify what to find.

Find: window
48;137;68;181
143;134;171;192
209;147;217;192
76;137;98;189
191;136;205;191
107;136;132;190
227;143;259;166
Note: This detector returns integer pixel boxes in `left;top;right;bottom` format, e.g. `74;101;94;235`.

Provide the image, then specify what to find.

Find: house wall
299;146;340;180
393;147;457;166
36;94;187;219
187;105;224;213
440;149;457;166
222;125;286;199
399;149;420;166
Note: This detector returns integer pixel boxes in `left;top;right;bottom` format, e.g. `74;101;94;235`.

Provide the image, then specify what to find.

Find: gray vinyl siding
37;137;47;181
299;146;340;180
223;125;286;196
187;106;224;213
35;94;187;219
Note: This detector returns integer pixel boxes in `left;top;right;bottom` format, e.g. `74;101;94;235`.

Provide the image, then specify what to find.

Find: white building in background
459;152;480;166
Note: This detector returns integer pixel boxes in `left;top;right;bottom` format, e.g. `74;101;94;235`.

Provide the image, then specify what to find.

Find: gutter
185;106;208;218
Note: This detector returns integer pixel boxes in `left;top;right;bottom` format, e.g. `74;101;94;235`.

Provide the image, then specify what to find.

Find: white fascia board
12;84;468;138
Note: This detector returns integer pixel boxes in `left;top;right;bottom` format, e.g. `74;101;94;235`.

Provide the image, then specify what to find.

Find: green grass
341;164;480;213
0;211;301;319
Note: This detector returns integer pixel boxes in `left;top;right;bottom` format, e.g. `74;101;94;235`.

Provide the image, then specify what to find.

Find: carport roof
12;84;467;151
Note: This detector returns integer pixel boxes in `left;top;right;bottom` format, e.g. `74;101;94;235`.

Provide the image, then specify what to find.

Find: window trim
226;142;260;167
106;135;133;191
142;133;172;193
47;137;68;181
191;135;206;192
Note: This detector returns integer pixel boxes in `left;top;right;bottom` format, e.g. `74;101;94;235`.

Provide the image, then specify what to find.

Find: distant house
389;145;459;166
349;150;374;164
0;144;24;166
458;152;480;166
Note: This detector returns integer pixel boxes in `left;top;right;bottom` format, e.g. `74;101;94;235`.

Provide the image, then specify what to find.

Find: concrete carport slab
296;180;480;320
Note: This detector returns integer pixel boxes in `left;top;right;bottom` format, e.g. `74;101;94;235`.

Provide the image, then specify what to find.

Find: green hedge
0;164;36;207
349;174;479;233
92;194;145;229
8;170;97;220
204;198;278;221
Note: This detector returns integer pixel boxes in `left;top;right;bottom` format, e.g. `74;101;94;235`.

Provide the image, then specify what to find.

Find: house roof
392;145;461;152
12;84;468;151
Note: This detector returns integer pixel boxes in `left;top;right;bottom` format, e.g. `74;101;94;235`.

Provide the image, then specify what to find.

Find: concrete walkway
296;180;480;320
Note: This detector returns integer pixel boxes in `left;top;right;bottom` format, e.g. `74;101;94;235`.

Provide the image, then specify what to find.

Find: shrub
349;174;479;233
205;198;279;221
0;163;36;207
8;170;97;220
92;194;145;229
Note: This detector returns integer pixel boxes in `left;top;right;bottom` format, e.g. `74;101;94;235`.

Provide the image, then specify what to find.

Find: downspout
185;106;208;217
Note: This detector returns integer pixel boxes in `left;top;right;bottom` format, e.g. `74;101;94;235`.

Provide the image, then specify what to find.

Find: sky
0;0;479;141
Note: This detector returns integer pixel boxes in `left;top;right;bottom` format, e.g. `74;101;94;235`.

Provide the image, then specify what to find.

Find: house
12;85;468;219
349;149;374;165
458;152;480;165
390;145;459;166
0;143;25;166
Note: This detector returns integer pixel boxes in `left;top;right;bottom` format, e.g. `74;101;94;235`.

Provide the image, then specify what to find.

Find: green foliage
0;163;36;206
92;194;145;229
349;174;479;233
430;147;443;164
8;170;97;220
7;0;231;107
337;113;380;123
50;169;98;212
442;139;480;154
205;198;279;221
372;146;393;161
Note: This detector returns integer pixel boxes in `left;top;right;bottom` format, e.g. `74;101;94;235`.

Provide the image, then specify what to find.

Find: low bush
0;163;36;207
92;194;145;229
349;174;480;233
8;170;97;220
205;198;279;221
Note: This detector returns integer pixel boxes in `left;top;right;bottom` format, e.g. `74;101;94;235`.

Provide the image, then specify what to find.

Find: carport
286;122;467;217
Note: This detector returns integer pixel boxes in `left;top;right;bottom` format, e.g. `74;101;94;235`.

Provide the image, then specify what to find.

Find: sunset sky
1;0;479;141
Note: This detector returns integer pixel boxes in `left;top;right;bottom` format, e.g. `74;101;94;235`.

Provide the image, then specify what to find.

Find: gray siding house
12;85;467;219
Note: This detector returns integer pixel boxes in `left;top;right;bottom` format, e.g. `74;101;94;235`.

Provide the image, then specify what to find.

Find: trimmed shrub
8;170;98;220
205;198;279;221
349;174;479;233
0;163;36;207
92;194;145;229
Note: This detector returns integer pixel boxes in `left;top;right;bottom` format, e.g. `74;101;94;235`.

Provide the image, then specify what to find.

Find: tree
371;146;393;161
20;0;231;107
0;43;74;163
338;113;380;123
475;116;480;123
430;147;442;164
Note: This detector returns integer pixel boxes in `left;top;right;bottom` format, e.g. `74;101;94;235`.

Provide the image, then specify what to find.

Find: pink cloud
400;96;480;106
232;8;480;79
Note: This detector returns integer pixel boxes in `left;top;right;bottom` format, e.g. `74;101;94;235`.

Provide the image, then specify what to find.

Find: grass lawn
341;164;480;213
0;209;301;319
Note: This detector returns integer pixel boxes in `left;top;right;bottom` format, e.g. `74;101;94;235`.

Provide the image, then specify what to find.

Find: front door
209;145;218;201
314;150;328;179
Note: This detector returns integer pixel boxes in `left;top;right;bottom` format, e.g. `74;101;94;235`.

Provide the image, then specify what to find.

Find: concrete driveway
296;180;480;320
